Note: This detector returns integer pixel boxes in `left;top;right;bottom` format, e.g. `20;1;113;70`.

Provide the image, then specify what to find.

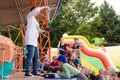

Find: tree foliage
98;1;120;46
50;0;120;46
50;0;100;46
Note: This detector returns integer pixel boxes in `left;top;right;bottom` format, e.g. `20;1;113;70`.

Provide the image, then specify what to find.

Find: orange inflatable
0;35;16;64
81;46;111;69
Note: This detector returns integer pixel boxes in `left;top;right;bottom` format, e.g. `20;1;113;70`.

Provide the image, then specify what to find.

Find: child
49;56;59;73
70;51;82;70
63;50;71;61
42;56;51;72
38;58;44;72
105;66;117;80
96;69;106;80
82;66;96;80
57;55;88;80
57;38;66;55
72;38;82;59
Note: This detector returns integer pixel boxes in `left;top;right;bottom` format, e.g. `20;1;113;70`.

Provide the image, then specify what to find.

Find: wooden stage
6;72;77;80
7;72;44;80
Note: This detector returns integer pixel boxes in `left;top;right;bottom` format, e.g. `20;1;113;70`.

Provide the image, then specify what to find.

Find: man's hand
39;6;51;12
46;6;51;11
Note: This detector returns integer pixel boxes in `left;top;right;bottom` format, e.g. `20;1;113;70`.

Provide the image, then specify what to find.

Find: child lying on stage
56;55;88;80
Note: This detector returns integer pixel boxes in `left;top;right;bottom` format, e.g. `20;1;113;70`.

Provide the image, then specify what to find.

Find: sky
91;0;120;15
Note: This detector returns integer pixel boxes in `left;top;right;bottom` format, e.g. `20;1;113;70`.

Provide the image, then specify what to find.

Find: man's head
74;38;79;43
70;51;77;60
52;56;57;61
60;38;64;44
82;66;92;75
30;6;36;11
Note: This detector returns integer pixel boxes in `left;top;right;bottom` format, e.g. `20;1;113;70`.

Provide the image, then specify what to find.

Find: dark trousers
25;45;39;74
49;67;59;73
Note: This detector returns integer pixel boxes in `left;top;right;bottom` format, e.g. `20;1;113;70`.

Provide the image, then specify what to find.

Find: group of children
37;37;120;80
38;55;58;73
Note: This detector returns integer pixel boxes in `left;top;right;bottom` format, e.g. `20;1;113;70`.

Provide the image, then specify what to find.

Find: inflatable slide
62;35;116;75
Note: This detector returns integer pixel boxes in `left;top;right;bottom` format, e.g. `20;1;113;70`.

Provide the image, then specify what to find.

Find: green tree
76;16;103;41
73;0;98;24
50;0;100;46
50;0;77;47
98;1;120;46
67;0;99;35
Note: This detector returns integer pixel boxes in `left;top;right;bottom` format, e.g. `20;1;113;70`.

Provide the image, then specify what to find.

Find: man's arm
39;29;46;33
27;6;50;18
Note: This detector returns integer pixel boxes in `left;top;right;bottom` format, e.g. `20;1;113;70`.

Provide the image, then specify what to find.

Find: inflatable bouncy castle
62;35;117;75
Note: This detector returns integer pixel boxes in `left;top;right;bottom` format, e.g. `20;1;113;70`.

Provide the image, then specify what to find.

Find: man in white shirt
24;6;50;76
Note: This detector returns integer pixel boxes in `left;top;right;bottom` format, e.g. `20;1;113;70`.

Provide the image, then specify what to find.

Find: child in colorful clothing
57;55;88;80
49;56;59;73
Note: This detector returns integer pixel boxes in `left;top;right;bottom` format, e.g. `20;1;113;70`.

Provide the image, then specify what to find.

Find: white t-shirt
25;7;41;47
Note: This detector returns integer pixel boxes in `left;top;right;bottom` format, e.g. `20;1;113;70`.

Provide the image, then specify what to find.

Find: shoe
41;71;44;73
32;72;41;76
33;73;41;76
25;73;35;77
